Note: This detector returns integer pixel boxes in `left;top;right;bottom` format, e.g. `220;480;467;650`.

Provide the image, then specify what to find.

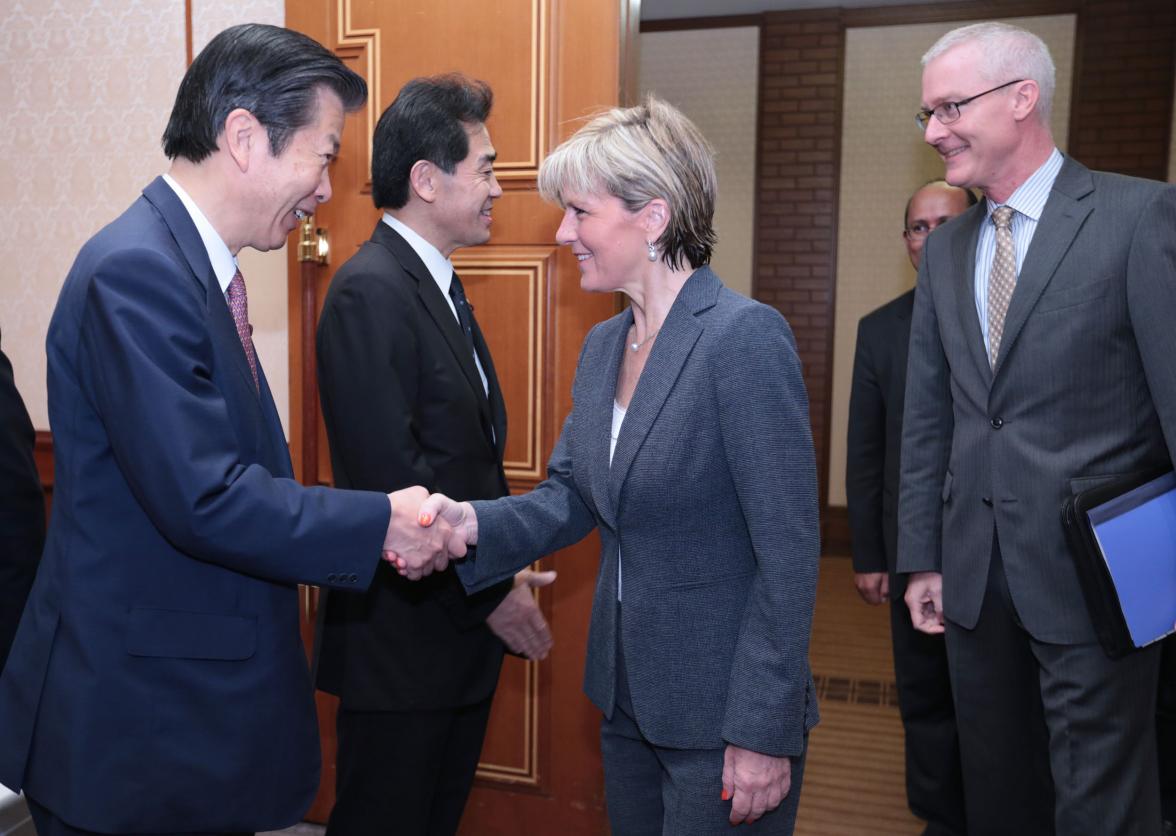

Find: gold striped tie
987;206;1016;367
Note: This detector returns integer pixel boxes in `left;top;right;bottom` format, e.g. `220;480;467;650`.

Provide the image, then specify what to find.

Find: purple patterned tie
227;269;259;391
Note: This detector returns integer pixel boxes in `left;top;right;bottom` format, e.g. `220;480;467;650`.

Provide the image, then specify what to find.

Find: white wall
0;0;287;434
640;27;759;297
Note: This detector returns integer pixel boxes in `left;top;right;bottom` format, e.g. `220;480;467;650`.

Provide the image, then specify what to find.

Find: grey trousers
946;533;1162;836
600;633;807;835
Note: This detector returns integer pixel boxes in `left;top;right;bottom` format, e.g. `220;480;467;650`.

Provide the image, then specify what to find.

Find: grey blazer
456;266;820;757
897;156;1176;644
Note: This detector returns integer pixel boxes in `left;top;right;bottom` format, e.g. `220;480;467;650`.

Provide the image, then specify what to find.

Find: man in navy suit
0;24;457;836
846;179;975;836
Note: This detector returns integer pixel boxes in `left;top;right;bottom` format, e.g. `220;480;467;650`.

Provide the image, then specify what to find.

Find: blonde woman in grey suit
405;98;821;835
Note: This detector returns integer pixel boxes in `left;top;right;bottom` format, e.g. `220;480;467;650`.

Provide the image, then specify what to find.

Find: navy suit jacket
0;178;391;832
457;267;820;757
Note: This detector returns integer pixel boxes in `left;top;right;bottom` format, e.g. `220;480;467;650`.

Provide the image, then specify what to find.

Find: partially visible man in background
847;179;975;836
0;331;43;675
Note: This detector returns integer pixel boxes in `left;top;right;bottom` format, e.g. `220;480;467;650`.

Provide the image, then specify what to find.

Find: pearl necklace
629;328;659;353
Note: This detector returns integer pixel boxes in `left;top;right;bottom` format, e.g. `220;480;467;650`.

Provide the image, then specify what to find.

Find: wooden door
285;2;637;832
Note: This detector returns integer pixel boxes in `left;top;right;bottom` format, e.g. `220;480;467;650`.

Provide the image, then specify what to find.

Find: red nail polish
721;789;730;801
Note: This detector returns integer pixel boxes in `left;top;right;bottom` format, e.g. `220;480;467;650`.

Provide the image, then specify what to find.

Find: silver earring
647;241;657;262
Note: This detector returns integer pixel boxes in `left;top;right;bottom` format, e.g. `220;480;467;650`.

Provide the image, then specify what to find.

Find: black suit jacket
0;334;44;673
846;289;914;574
314;221;512;711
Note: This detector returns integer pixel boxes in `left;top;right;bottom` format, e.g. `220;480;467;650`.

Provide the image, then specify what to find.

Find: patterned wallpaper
0;0;184;430
639;27;760;298
0;0;284;433
826;15;1076;506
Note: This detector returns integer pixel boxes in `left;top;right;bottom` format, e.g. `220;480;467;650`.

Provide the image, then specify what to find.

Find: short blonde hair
538;96;717;270
923;22;1056;124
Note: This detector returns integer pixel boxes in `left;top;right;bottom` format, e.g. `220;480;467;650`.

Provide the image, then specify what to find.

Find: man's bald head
903;180;977;270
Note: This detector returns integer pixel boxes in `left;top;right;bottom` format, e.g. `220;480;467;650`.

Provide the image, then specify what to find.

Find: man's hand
382;486;463;580
486;570;557;660
905;570;945;634
853;571;889;605
722;744;792;825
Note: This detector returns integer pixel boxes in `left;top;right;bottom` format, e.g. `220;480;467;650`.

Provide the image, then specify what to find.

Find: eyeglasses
915;79;1025;130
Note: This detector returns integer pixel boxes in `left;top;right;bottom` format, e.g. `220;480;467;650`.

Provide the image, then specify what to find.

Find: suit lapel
589;312;630;532
993;158;1094;376
950;206;991;384
372;224;492;427
256;363;294;477
607;268;714;518
471;315;506;458
143;177;264;405
208;283;266;402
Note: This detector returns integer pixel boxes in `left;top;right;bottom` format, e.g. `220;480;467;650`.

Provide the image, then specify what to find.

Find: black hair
903;178;979;228
162;23;367;163
371;74;493;210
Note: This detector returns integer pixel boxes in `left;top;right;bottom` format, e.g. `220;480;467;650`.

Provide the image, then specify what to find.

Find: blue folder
1085;471;1176;649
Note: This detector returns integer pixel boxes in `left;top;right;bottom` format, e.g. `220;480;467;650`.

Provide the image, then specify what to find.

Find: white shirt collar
162;173;238;294
382;212;455;296
985;147;1064;224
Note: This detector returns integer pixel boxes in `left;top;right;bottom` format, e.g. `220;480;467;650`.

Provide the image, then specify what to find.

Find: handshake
381;486;478;580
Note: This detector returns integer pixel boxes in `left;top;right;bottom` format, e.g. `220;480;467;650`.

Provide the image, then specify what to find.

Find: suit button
991;416;1004;429
982;497;993;507
348;574;358;584
327;573;338;583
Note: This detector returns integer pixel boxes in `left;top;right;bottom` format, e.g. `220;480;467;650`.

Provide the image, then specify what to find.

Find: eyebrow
479;151;498;165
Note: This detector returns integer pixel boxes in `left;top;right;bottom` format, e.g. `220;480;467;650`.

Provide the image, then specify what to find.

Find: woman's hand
721;744;792;825
418;492;479;547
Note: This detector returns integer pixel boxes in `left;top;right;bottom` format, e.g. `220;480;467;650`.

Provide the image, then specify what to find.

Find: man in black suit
314;74;555;836
846;180;975;836
0;332;44;674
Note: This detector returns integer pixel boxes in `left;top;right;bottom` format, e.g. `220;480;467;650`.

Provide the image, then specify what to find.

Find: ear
408;159;439;205
221;108;262;173
1009;79;1040;123
639;198;670;240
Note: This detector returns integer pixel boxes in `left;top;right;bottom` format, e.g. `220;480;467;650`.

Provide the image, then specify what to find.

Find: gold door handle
298;214;329;264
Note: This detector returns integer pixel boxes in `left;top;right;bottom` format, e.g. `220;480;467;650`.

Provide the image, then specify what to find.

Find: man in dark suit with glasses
847;179;975;836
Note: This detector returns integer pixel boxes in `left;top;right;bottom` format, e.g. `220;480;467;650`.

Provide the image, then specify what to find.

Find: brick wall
749;1;1174;554
1068;0;1176;180
754;10;844;517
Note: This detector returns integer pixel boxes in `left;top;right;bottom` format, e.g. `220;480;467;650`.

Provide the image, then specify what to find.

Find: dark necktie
448;273;497;444
227;269;259;391
448;273;479;364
